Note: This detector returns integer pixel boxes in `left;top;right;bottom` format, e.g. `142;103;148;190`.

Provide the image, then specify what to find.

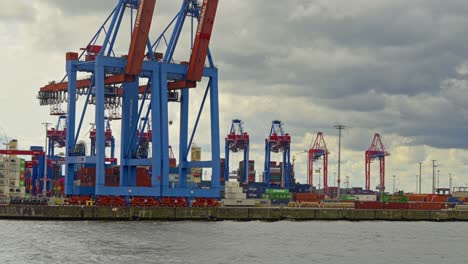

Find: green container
340;195;356;201
266;188;290;194
382;195;409;202
266;193;292;200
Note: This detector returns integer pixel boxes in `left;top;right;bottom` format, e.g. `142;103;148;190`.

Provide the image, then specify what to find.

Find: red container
427;195;447;203
136;167;151;187
294;193;323;202
384;202;409;210
406;194;427;202
105;175;119;186
408;202;445;210
354;201;384;209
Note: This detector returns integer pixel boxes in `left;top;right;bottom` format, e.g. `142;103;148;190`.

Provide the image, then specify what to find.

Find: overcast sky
2;0;468;192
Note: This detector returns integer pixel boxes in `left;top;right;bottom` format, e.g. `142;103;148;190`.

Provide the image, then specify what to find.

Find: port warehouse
2;0;468;212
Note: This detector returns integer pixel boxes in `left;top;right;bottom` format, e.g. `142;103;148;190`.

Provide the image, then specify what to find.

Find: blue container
247;193;263;199
271;199;290;205
447;197;462;203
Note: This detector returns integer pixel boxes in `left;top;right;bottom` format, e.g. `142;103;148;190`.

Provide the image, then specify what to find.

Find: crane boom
125;0;157;77
186;0;218;82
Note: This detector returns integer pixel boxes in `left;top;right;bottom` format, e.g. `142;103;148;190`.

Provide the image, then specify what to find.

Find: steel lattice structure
308;132;328;194
225;119;250;183
365;133;389;191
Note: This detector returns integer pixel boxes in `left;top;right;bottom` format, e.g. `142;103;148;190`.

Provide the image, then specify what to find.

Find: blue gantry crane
264;120;291;188
225;119;250;183
37;0;221;200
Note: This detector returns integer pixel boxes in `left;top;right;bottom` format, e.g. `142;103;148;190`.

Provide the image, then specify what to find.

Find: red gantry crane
308;132;329;194
365;133;390;191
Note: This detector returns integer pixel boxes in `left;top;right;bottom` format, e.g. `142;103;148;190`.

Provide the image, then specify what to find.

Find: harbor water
0;220;466;264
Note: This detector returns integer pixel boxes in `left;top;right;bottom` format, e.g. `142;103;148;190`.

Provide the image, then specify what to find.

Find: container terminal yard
1;0;468;221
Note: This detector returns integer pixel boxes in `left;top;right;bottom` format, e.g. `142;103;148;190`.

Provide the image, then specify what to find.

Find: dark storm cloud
214;0;468;99
5;0;468;151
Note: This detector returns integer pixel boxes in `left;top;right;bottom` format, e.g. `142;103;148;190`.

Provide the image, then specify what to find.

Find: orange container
293;193;323;202
406;194;427;202
408;202;445;210
425;194;447;203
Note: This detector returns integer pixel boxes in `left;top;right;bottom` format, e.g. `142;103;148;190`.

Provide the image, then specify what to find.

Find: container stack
238;160;255;183
222;181;270;206
190;145;202;183
224;181;246;200
223;181;251;206
242;183;266;199
269;162;282;186
104;166;120;187
220;158;226;183
19;159;25;191
0;156;26;200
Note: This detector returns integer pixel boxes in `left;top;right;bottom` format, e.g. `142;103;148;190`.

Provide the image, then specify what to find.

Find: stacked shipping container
238;160;255;183
0;156;26;199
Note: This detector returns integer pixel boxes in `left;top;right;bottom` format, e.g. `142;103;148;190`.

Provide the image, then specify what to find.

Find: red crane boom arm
125;0;157;77
186;0;219;82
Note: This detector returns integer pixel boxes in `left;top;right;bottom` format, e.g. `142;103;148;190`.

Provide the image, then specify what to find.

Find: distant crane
365;133;390;191
47;115;67;153
225;119;250;183
264;120;291;188
308;132;329;194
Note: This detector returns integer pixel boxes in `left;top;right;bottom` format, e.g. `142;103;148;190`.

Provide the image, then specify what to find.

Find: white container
225;181;239;188
455;204;468;210
224;192;246;199
355;194;377;201
224;186;243;193
222;199;244;206
240;199;256;206
453;191;468;198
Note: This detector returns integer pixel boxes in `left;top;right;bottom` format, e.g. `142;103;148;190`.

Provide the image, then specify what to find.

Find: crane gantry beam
308;132;329;194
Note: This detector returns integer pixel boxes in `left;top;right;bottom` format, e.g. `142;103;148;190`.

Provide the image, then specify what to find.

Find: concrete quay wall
0;206;467;221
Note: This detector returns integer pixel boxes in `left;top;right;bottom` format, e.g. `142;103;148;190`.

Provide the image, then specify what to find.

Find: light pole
415;175;418;193
418;162;422;194
41;122;52;197
437;169;440;190
334;124;345;199
449;173;453;193
432;160;437;194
